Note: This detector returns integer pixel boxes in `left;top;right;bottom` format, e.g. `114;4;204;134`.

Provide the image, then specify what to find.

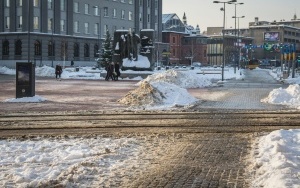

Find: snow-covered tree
98;30;113;68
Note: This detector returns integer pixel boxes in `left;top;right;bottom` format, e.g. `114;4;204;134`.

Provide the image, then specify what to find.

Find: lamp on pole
213;0;237;81
93;6;101;57
229;2;244;73
232;15;245;71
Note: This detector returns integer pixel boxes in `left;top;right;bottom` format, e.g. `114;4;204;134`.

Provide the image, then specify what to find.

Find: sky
1;65;300;186
162;0;300;32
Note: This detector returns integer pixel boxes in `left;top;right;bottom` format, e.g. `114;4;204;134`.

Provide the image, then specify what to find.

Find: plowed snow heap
118;81;164;106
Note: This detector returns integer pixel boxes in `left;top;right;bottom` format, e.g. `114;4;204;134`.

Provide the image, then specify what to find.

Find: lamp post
213;0;237;81
232;15;245;71
93;6;101;57
229;2;243;73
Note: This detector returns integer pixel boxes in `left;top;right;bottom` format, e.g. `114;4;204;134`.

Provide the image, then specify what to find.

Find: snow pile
261;84;300;109
250;129;300;187
0;66;15;75
118;81;197;109
35;65;55;77
119;70;204;109
139;69;212;88
4;95;47;103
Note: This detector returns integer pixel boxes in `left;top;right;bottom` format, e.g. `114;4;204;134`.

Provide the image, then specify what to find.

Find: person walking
55;64;63;80
105;62;115;81
114;62;121;81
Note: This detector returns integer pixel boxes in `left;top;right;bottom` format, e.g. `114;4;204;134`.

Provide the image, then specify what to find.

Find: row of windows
2;40;100;58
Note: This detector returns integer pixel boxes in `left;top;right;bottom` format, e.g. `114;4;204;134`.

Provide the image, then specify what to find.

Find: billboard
264;32;280;41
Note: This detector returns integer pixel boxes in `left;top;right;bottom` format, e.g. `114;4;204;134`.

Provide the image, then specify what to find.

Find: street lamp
213;0;237;81
232;15;245;71
229;2;244;73
93;6;101;57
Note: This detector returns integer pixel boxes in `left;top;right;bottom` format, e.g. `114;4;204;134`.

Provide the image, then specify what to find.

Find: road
0;69;298;187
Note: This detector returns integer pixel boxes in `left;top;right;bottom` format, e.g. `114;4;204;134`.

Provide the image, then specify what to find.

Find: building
0;0;162;68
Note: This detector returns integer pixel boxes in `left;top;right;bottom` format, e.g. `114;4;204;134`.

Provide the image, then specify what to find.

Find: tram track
0;110;299;137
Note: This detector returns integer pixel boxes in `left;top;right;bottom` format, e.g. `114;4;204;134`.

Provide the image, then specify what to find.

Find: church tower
183;12;187;25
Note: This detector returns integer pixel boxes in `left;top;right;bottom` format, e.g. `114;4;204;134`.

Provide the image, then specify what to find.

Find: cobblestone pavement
0;70;296;187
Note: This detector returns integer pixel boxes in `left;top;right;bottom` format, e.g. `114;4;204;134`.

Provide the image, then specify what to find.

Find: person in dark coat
55;64;63;80
105;62;115;81
114;62;121;81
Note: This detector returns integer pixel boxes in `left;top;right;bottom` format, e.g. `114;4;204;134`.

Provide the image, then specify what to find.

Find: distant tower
195;25;200;35
183;12;187;25
293;13;297;20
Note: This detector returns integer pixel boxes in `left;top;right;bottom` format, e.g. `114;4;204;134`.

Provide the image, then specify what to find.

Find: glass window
94;6;99;16
121;0;125;2
84;23;89;34
34;40;41;56
18;0;22;6
48;40;55;56
74;21;79;33
104;25;108;33
18;16;22;28
74;43;79;57
84;44;90;57
5;17;10;29
2;40;9;56
48;19;53;30
94;23;99;35
15;40;22;55
48;0;52;9
129;0;133;4
113;9;117;18
34;0;39;7
61;0;65;11
6;0;10;7
74;2;79;13
104;7;108;17
129;11;133;21
85;4;89;14
61;20;65;32
121;10;125;19
34;17;39;29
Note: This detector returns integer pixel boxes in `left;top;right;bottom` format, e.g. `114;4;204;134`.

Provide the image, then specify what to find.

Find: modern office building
0;0;162;68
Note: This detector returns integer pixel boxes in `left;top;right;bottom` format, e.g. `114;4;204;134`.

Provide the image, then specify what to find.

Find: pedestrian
55;64;63;80
105;62;115;81
114;62;121;81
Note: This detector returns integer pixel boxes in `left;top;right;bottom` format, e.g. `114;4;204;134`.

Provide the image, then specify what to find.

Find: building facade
0;0;162;68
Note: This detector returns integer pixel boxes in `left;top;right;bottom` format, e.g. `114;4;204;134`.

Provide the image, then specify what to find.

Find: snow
2;65;300;187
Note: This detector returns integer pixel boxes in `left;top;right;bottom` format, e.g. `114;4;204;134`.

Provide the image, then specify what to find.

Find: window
84;43;90;57
147;14;150;23
104;25;108;34
139;13;142;22
94;6;99;16
121;10;125;19
48;40;55;56
48;0;52;9
18;16;22;28
33;17;39;29
48;18;53;30
5;0;10;7
129;0;133;4
18;0;22;6
84;23;89;34
147;0;151;7
61;20;65;32
85;4;89;14
113;9;117;18
34;0;39;7
2;40;9;56
74;43;79;57
74;21;79;33
34;40;41;56
74;2;79;13
121;0;125;2
139;0;142;6
61;41;68;59
104;7;108;17
61;0;65;11
94;44;99;57
15;39;22;56
5;17;10;29
94;23;99;35
129;11;133;21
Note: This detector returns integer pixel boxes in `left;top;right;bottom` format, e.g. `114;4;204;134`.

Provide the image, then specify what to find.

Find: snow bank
4;95;47;103
139;69;212;88
0;66;15;75
261;84;300;109
250;129;300;188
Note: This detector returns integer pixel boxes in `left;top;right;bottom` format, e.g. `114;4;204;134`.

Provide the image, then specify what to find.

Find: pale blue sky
163;0;300;32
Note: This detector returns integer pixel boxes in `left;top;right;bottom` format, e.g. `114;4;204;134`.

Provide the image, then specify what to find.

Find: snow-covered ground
1;65;300;187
